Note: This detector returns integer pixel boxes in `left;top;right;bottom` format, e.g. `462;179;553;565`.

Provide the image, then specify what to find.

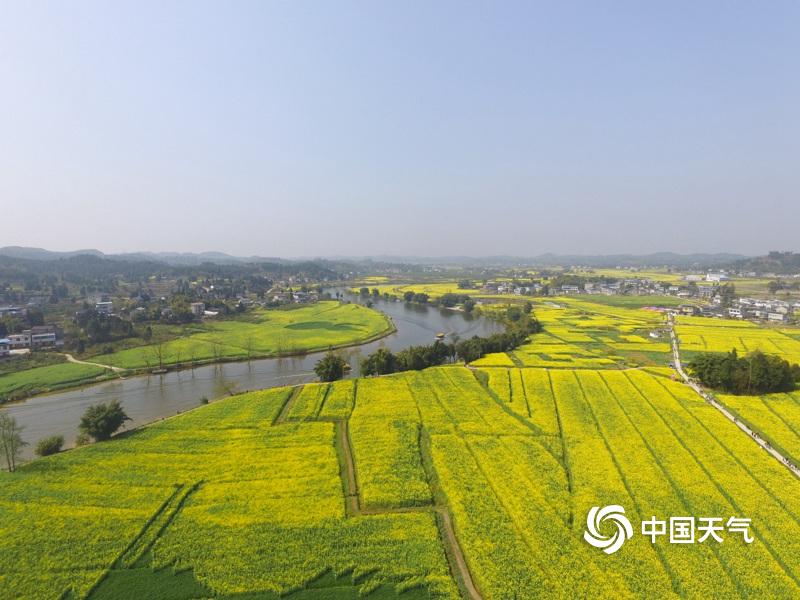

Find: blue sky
1;1;797;257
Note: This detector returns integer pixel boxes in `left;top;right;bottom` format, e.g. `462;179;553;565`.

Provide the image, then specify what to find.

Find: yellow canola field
5;366;800;599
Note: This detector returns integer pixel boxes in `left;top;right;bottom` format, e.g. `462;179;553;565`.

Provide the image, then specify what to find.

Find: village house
0;305;27;318
0;338;10;358
7;333;30;349
29;325;63;348
95;301;113;315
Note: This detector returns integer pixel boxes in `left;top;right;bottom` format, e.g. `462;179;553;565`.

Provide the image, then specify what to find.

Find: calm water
3;291;500;459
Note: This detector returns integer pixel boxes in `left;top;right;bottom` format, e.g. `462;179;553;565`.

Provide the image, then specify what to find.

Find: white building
95;301;113;315
7;333;30;349
29;326;61;348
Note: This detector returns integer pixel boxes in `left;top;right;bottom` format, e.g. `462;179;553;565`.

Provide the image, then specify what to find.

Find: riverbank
2;294;501;459
0;302;395;405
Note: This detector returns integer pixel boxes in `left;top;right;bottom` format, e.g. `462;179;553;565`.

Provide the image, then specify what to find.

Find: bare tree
245;336;255;369
0;414;27;472
154;342;165;370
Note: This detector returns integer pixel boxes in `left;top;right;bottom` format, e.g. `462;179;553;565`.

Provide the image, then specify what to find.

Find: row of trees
688;349;800;395
360;316;542;376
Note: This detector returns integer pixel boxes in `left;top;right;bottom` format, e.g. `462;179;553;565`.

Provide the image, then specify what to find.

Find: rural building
95;301;113;315
190;302;206;316
29;325;63;348
0;338;10;358
0;305;26;317
7;333;30;349
768;312;787;323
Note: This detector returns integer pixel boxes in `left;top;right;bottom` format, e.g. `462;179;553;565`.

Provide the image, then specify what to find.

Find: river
3;291;501;459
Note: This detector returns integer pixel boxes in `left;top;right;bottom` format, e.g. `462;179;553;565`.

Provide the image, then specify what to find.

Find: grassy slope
0;362;108;401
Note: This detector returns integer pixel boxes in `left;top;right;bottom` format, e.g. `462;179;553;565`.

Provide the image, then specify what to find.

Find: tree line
360;316;541;376
688;349;800;395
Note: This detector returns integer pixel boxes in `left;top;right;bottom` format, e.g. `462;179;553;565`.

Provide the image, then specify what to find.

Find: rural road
667;313;800;479
62;353;126;374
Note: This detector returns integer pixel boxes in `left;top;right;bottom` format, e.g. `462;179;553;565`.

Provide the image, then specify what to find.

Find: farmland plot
5;365;800;599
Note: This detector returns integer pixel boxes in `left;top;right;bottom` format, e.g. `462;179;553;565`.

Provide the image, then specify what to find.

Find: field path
435;506;482;600
336;420;361;517
273;386;303;425
62;352;126;373
667;313;800;479
333;416;482;599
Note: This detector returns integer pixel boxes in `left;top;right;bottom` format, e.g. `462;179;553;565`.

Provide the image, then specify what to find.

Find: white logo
584;505;633;554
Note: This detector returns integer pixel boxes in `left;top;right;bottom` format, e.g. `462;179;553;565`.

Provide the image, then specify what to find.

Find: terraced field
3;363;800;599
477;298;672;369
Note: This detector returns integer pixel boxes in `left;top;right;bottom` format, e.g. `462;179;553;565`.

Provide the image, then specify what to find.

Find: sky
0;1;797;258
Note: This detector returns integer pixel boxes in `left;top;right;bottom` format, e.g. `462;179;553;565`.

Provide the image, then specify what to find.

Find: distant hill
0;246;105;261
0;247;752;269
329;252;749;269
731;251;800;275
0;246;287;266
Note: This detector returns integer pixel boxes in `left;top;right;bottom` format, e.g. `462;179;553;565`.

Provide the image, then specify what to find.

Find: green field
0;362;109;402
4;364;800;598
98;302;393;370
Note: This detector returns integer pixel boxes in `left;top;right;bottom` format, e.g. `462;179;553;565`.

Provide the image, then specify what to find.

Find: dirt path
336;420;361;517
273;386;303;425
667;313;800;478
436;506;481;600
334;417;482;599
63;353;126;373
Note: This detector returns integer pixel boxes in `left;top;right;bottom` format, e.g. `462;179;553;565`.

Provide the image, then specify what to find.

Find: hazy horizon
2;1;798;256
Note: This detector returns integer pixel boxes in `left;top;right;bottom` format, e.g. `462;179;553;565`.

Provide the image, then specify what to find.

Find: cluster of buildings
725;298;798;323
481;277;732;299
0;325;64;358
268;289;319;304
678;298;798;323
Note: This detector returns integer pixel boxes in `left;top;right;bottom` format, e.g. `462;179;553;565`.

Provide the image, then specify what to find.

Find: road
667;313;800;478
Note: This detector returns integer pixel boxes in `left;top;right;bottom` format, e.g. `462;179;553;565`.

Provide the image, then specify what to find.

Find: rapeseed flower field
4;362;800;598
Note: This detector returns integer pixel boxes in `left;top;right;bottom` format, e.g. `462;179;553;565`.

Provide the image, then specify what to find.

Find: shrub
34;435;64;457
